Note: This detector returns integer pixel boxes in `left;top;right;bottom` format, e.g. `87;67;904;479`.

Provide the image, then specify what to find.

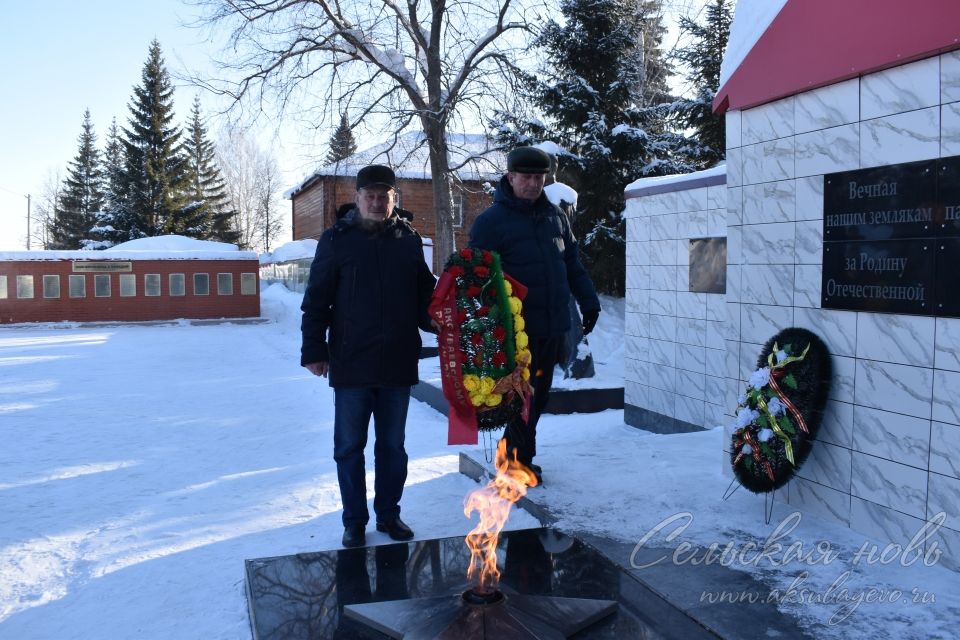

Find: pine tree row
49;40;238;250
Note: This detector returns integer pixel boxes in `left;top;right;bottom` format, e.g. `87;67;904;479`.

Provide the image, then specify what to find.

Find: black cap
507;147;551;174
356;164;396;190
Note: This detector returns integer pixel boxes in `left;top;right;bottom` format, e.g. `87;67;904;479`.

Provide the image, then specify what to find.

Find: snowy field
1;285;957;639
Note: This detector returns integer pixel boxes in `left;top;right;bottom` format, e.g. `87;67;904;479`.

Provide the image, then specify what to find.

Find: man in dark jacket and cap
469;146;601;482
301;164;436;548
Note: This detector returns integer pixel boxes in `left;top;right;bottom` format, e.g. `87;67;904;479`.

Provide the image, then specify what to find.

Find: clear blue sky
0;0;306;250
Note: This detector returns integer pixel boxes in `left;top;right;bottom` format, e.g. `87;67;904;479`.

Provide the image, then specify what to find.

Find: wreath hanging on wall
429;248;533;445
730;327;832;493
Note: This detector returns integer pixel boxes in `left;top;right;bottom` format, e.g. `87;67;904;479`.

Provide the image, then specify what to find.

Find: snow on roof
624;163;726;198
285;132;506;198
718;0;788;91
0;235;258;261
260;239;318;265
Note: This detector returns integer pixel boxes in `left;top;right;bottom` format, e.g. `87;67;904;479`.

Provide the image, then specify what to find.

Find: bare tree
191;0;540;264
35;168;63;249
215;126;285;252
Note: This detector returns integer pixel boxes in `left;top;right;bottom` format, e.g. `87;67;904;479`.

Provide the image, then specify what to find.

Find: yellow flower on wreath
463;374;480;392
479;376;496;395
515;331;529;349
508;296;522;314
513;314;525;331
470;393;486;407
504;280;513;295
484;393;503;407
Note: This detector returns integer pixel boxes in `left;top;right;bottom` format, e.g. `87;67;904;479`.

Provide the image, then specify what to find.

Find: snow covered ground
1;285;957;639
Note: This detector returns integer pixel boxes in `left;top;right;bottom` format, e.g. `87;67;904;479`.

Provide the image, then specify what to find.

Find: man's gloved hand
581;309;600;336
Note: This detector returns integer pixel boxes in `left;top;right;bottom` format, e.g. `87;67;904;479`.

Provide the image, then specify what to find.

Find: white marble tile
853;405;931;469
851;451;928;518
930;526;960;572
648;386;675;417
831;355;856;403
855;359;934;420
724;303;741;341
626;264;646;290
626;218;644;244
648;338;676;368
726;226;741;265
742;180;795;224
795;123;860;177
796;78;860;134
739;340;760;381
625;380;645;407
819;399;853;448
788;477;850;526
727;186;743;226
650;212;678;241
933;369;960;426
625;240;641;267
625;288;648;314
677;263;690;292
648;289;677;317
677;368;706;401
740;304;793;345
677;343;706;373
705;319;725;351
706;208;726;237
708;185;726;210
677;317;707;347
741;222;796;265
740;264;795;306
649;365;677;395
676;239;692;268
704;374;725;407
935;318;960;372
623;198;644;220
742;96;795;144
675;394;705;426
793;307;858;357
624;310;644;338
942;50;960;104
677;187;710;213
678;210;709;239
856;313;936;367
649;265;676;291
648;239;676;266
726;264;741;303
725;377;741;411
927;472;960;533
626;335;649;361
705;346;726;378
794;220;822;265
797;441;852;493
624;357;646;384
794;264;822;309
726;147;743;188
648;312;677;343
706;294;725;323
861;56;940;120
861;107;940;168
742;138;795;184
941;101;960;158
704;401;727;430
795;175;824;221
644;192;677;216
676;292;707;320
725;109;742;149
850;496;929;551
931;422;960;480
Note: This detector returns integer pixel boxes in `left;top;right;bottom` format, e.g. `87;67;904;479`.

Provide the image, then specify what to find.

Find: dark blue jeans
333;386;410;527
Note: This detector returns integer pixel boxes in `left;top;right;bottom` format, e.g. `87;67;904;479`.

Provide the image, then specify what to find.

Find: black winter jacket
469;177;600;337
300;210;436;387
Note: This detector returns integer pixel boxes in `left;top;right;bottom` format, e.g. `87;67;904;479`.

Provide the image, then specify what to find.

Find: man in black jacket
301;164;436;548
469;147;601;482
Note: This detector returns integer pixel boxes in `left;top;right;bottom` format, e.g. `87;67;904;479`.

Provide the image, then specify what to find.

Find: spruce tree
181;97;239;243
673;0;733;167
326;114;358;164
119;40;190;239
50;110;104;249
493;0;688;295
90;117;126;248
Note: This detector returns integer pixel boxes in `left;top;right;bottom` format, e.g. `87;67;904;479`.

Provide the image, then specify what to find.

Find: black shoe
376;517;414;541
342;524;366;548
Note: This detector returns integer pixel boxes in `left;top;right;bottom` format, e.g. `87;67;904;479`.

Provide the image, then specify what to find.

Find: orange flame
463;438;539;592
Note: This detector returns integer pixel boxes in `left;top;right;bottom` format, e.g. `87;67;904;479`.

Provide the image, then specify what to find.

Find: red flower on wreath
466;285;482;298
448;265;465;278
493;326;506;342
470;333;484;346
473;353;483;367
477;306;490;317
492;351;507;367
481;251;493;265
474;266;490;279
460;248;474;261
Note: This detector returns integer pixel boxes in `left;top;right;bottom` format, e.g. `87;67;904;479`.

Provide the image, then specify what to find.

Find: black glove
581;309;599;336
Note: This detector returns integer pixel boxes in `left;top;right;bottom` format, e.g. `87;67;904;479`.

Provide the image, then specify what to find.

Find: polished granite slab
244;527;718;639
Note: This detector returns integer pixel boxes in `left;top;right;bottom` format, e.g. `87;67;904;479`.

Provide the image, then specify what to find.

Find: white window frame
69;274;86;298
240;273;257;295
193;273;209;296
17;275;34;299
94;274;111;298
43;275;60;299
217;272;233;295
119;273;137;297
170;273;185;297
144;274;161;297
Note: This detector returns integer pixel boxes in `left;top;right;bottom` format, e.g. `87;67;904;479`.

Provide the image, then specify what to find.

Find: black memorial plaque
938;156;960;237
822;240;934;315
935;239;960;316
688;237;726;294
824;159;937;242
